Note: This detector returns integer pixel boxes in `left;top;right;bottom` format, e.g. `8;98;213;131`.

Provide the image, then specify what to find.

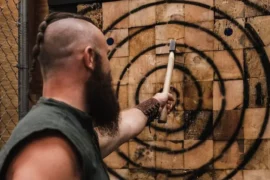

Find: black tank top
0;98;109;180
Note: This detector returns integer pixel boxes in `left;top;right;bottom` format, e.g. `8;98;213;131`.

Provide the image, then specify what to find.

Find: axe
158;40;176;123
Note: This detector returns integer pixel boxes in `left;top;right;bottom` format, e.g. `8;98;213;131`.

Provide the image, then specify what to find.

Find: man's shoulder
8;103;74;146
17;102;71;129
24;103;64;120
5;131;81;180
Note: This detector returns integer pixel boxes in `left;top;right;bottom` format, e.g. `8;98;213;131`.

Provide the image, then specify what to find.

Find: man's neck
42;79;86;112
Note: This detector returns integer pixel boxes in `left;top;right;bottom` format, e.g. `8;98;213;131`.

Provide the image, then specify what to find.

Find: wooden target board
83;0;270;179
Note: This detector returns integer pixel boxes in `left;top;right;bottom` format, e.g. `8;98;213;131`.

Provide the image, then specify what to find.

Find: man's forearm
97;93;172;158
119;108;148;141
119;97;161;144
96;108;148;158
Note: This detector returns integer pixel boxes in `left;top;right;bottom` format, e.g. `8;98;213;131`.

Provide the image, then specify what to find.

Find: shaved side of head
33;13;103;79
40;19;94;69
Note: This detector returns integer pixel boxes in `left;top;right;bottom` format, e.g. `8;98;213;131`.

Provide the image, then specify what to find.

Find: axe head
169;39;176;52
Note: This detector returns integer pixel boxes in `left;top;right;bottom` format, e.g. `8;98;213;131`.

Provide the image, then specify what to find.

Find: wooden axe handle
158;51;175;123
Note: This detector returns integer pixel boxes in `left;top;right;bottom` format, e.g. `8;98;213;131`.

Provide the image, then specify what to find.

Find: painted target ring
100;1;270;179
109;21;235;177
126;43;227;156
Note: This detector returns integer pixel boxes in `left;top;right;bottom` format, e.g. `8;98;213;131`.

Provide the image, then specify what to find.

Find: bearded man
0;12;173;180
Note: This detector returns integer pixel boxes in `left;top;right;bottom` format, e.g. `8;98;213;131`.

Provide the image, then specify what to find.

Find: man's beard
85;52;120;136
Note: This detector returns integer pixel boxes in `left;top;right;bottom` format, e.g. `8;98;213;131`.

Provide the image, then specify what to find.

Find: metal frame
18;0;29;119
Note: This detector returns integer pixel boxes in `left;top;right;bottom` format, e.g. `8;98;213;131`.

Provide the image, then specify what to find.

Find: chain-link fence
0;0;20;147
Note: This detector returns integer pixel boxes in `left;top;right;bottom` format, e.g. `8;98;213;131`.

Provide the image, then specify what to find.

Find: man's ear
83;46;94;71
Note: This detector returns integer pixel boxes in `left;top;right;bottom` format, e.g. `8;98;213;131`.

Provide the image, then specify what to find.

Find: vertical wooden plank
103;0;129;30
129;0;156;28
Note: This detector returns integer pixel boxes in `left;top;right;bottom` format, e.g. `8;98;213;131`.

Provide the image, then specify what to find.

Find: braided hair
30;12;95;83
